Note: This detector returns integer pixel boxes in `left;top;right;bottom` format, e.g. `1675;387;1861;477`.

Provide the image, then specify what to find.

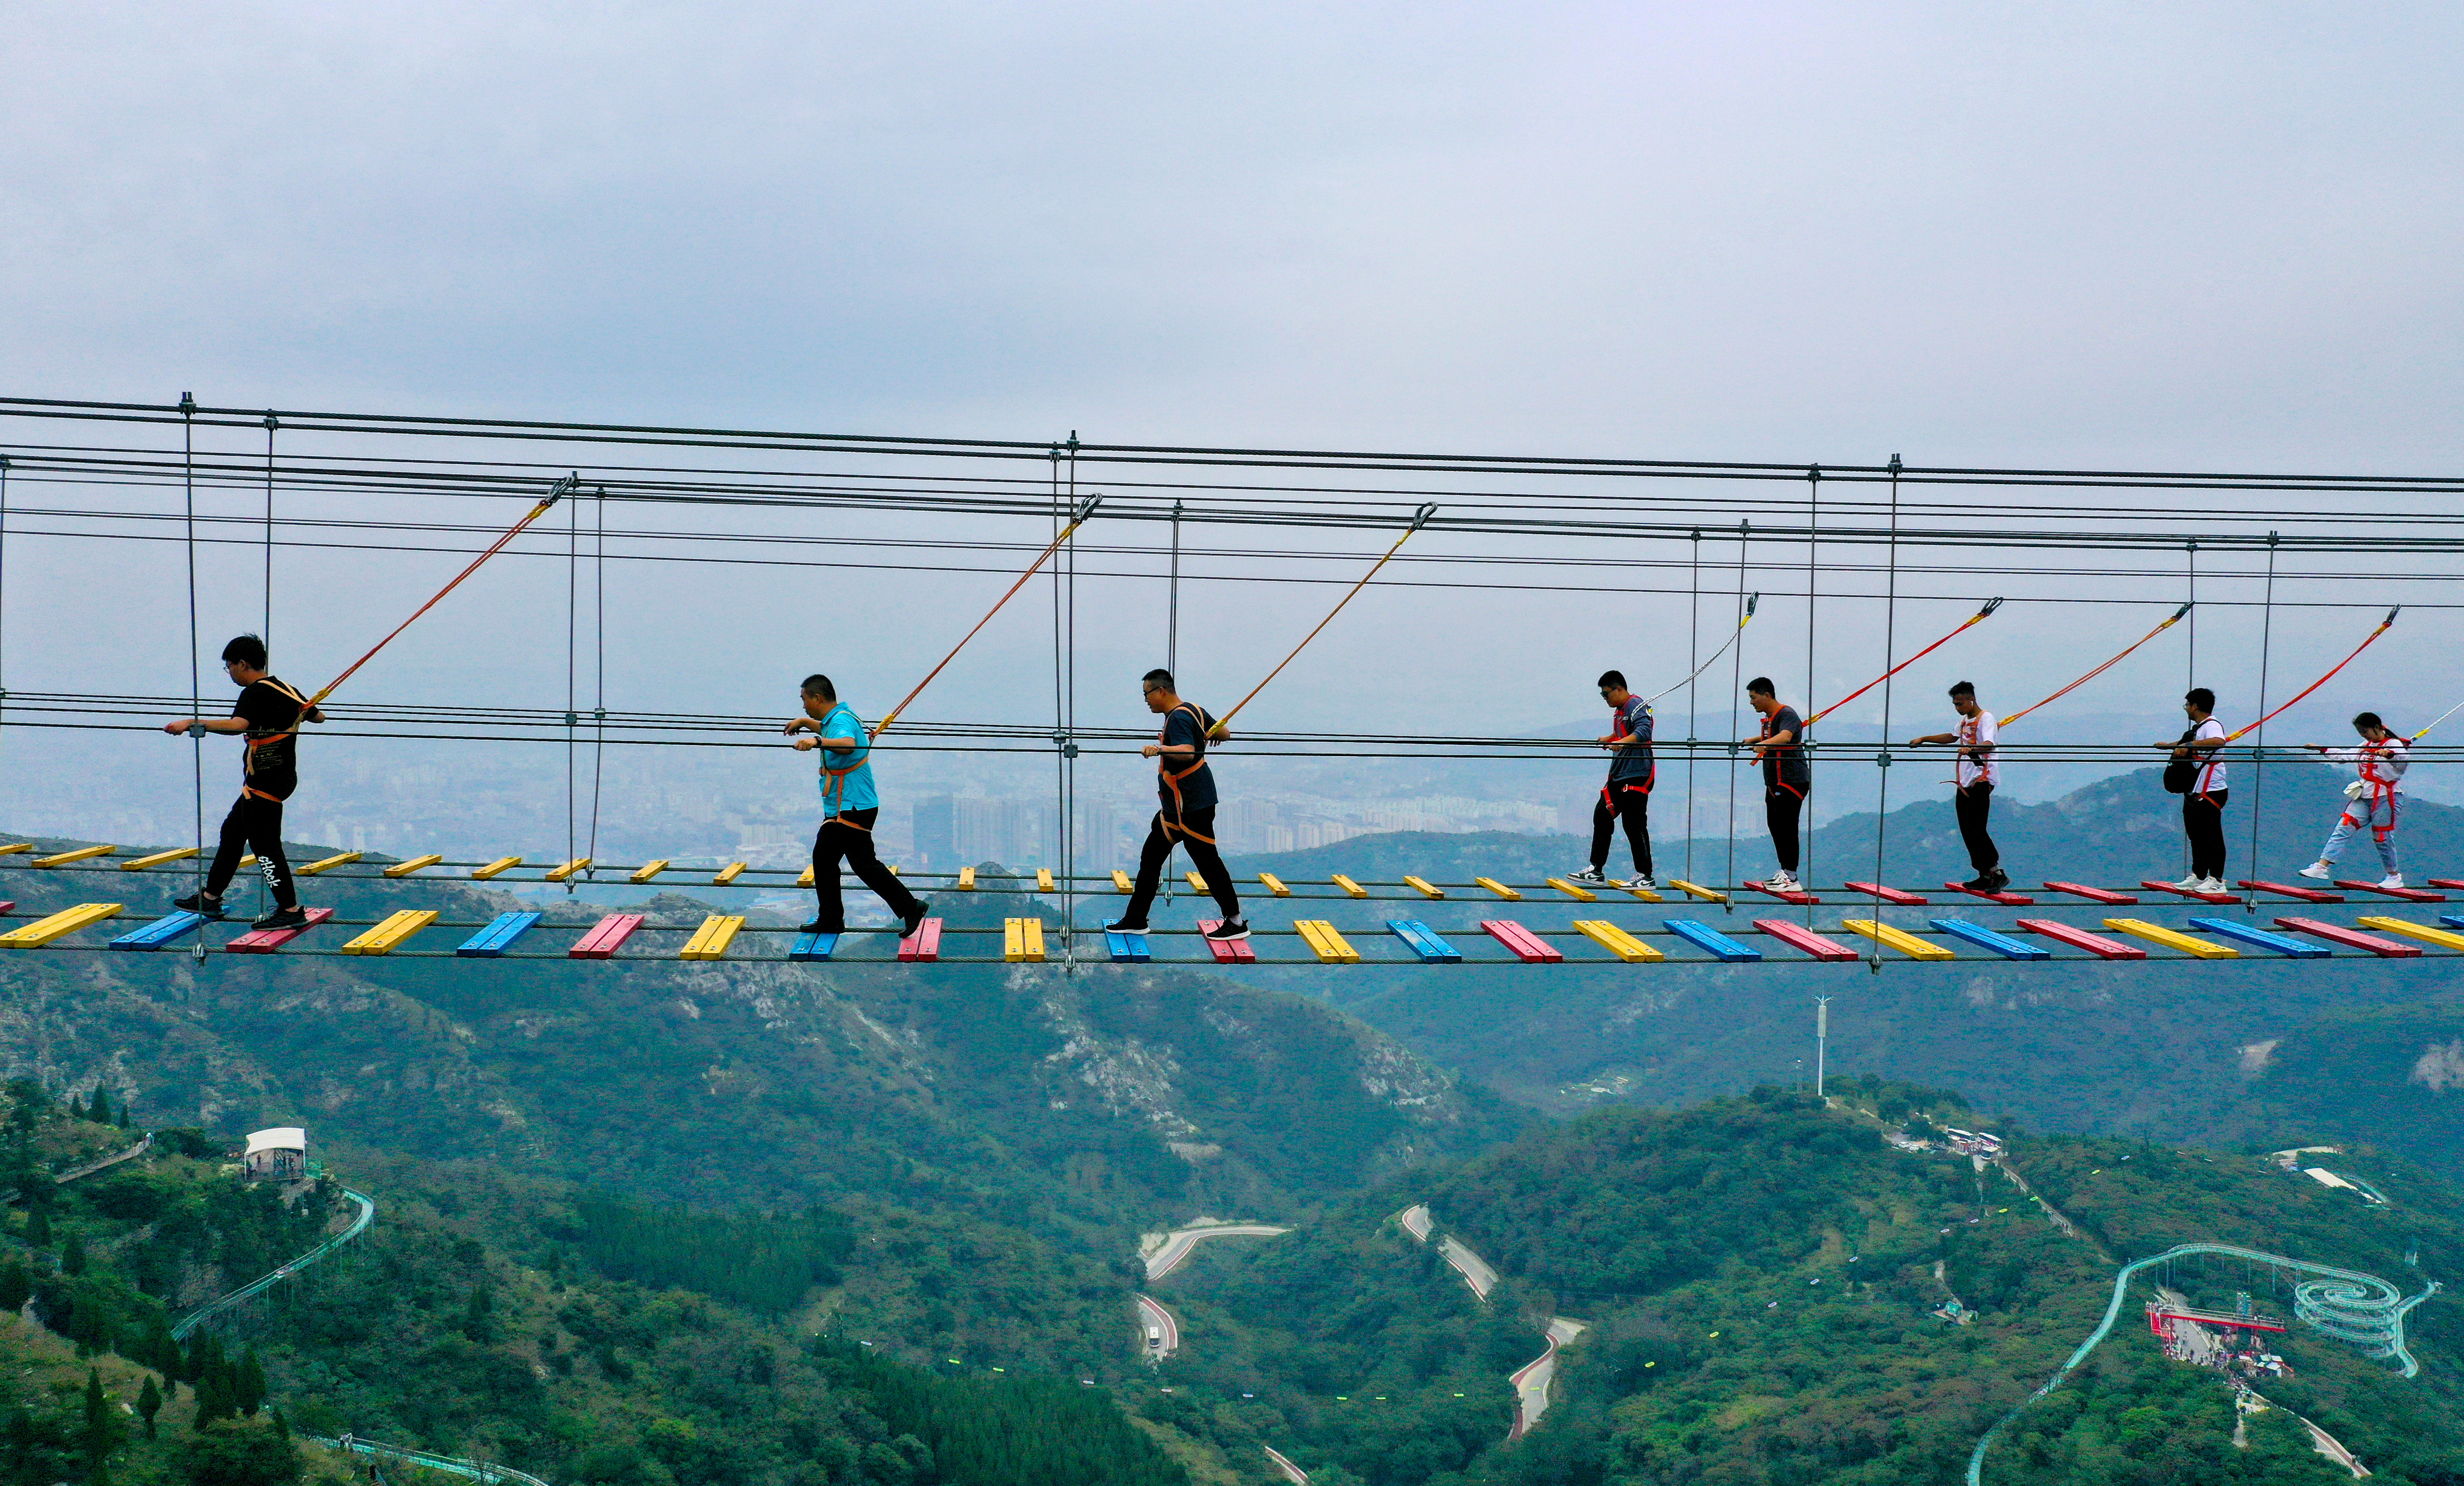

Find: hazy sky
6;3;2461;835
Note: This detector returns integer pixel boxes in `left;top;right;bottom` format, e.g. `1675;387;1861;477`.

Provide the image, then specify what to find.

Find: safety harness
816;705;873;830
241;677;312;802
1759;708;1807;802
1601;696;1656;806
1158;701;1218;844
2337;736;2407;843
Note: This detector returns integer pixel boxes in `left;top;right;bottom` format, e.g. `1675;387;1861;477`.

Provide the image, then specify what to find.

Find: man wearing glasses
1108;668;1248;941
160;634;322;929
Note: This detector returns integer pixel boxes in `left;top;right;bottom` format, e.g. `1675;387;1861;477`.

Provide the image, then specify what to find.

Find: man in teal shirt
784;674;929;937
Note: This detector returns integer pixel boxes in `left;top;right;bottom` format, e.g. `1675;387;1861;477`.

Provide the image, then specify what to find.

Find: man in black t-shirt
1107;668;1247;941
1740;675;1811;893
162;634;322;929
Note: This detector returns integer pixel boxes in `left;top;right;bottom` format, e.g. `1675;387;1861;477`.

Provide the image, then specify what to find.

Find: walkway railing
315;1434;553;1486
172;1187;376;1341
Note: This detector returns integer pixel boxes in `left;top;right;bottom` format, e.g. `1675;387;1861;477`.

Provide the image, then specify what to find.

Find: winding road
1396;1204;1582;1440
1135;1293;1180;1361
1141;1222;1290;1282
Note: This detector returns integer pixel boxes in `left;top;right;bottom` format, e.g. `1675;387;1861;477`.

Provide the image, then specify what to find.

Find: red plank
567;912;646;960
1481;920;1563;963
2042;882;2138;905
0;902;15;915
2140;880;2240;904
2428;879;2464;891
2235;879;2343;904
2015;918;2146;960
1941;881;2035;905
1843;881;1928;906
1754;918;1860;961
2274;916;2422;957
1740;880;1821;905
1196;921;1255;963
224;906;336;954
897;917;944;963
2333;879;2446;903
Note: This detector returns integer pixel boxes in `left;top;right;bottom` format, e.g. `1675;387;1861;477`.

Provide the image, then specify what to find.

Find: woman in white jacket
2298;711;2409;888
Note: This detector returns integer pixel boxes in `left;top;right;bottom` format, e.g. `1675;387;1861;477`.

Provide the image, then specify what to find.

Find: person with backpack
784;673;930;938
1908;680;2005;893
1739;676;1811;893
2156;687;2231;892
1107;668;1248;941
159;634;321;929
2297;711;2409;889
1567;670;1656;889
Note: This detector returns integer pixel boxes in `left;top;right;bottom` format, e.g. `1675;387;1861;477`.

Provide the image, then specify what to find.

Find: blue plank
455;911;542;958
1927;917;2050;960
2188;916;2329;958
1105;929;1151;963
790;931;840;962
2443;914;2464;933
1386;920;1462;963
109;911;206;951
1664;919;1762;962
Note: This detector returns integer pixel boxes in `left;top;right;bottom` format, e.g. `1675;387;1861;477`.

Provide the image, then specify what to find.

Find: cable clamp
1055;733;1079;760
1874;752;1892;769
563;712;578;727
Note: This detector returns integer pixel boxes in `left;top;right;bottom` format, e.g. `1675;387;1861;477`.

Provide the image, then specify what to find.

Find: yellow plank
1575;919;1665;963
340;909;438;955
1112;869;1133;893
1623;883;1666;902
1474;877;1523;901
0;903;122;949
1293;919;1363;964
888;864;900;874
1037;868;1055;892
0;843;31;855
383;854;446;879
1004;917;1047;962
1187;870;1209;893
33;845;116;868
2102;917;2238;959
1330;874;1368;899
958;866;977;891
796;865;815;888
120;847;200;871
1546;877;1599;902
1669;878;1728;903
1840;919;1956;960
471;856;523;880
543;857;592;883
299;851;362;876
712;861;748;885
1403;875;1445;899
2357;915;2464;951
679;914;747;961
628;859;670;883
237;855;258;870
1259;872;1292;897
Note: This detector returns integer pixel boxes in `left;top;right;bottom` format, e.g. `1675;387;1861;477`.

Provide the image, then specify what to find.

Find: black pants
1123;806;1241;924
812;808;923;932
2183;790;2230;880
1765;784;1806;874
1590;783;1653;876
1955;782;1999;873
204;792;296;907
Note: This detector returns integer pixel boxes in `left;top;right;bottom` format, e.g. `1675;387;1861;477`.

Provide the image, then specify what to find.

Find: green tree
0;1260;30;1314
178;1420;302;1486
136;1378;160;1441
28;1209;52;1250
234;1349;266;1420
86;1091;109;1127
62;1233;87;1277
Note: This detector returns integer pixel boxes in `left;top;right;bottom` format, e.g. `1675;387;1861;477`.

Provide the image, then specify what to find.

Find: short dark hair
801;674;836;700
1948;680;1975;698
2185;688;2215;712
1598;670;1626;689
1746;676;1776;698
1142;668;1174;691
222;634;268;670
2354;711;2384;731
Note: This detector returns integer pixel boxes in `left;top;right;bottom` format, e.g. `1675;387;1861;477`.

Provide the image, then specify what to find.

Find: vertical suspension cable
566;489;578;888
262;412;277;644
1723;521;1749;915
1168;499;1181;677
181;394;204;942
2185;539;2198;878
587;488;607;870
1869;457;1904;968
1685;529;1699;886
1804;465;1818;912
2243;532;2278;911
0;454;9;792
1065;436;1080;963
1050;442;1065;919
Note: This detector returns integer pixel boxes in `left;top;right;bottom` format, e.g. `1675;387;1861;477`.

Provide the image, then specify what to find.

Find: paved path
58;1133;152;1184
1142;1223;1289;1281
1507;1318;1588;1438
1135;1293;1180;1362
1261;1444;1310;1483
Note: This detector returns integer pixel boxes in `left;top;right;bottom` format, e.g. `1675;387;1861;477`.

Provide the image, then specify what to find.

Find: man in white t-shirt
1910;680;2004;892
2156;687;2231;892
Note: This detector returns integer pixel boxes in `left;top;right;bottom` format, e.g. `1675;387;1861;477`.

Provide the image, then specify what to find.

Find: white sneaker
2379;874;2406;890
2199;877;2229;894
2296;862;2333;881
1630;874;1657;891
2170;875;2205;891
1768;872;1800;893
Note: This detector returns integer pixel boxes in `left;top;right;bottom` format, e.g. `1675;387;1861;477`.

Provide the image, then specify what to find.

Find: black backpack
2161;726;2201;794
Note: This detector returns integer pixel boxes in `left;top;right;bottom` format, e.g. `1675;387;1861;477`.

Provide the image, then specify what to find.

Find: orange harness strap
240;678;312;801
1158;702;1216;843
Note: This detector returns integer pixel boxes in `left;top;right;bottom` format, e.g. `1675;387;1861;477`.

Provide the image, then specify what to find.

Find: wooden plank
1481;920;1562;963
0;843;31;855
224;906;335;954
1574;919;1663;963
897;918;943;962
957;866;977;891
2274;916;2422;958
2187;917;2329;958
1843;881;1927;906
471;855;523;879
1623;883;1666;902
1198;921;1258;963
1258;873;1292;897
1004;917;1047;962
547;857;593;883
1940;881;2034;905
1667;878;1728;904
2102;918;2238;958
2333;879;2446;902
1293;920;1362;964
0;902;122;948
1755;919;1860;961
629;860;671;884
1112;870;1135;893
456;911;542;957
1402;876;1445;899
1928;918;2049;960
1386;920;1461;963
341;909;439;955
1105;929;1151;963
119;847;200;871
568;913;646;959
1545;877;1598;902
299;851;362;876
109;911;207;951
712;861;749;885
1186;870;1209;893
679;914;746;961
1742;879;1820;905
1664;919;1760;961
789;931;839;962
2356;915;2464;951
1473;877;1523;901
1330;874;1369;899
382;853;446;879
2138;879;2239;905
2042;881;2138;905
1036;868;1055;893
2236;879;2342;904
33;845;117;868
2429;879;2464;891
1840;919;1955;960
2014;918;2147;959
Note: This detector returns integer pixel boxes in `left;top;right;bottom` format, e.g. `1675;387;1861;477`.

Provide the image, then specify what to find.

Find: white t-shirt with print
1957;709;2000;788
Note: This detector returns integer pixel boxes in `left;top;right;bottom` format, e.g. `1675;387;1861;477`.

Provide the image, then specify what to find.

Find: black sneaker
1984;867;2011;892
1104;917;1150;934
1203;919;1250;942
800;918;844;935
901;901;932;939
1961;876;1994;893
1565;867;1609;885
173;892;226;920
251;905;308;932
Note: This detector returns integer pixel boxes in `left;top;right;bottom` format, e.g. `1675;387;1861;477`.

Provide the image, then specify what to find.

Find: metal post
1815;996;1830;1099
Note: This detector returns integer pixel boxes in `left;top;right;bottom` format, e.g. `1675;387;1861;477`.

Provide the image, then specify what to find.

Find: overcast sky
6;3;2461;834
